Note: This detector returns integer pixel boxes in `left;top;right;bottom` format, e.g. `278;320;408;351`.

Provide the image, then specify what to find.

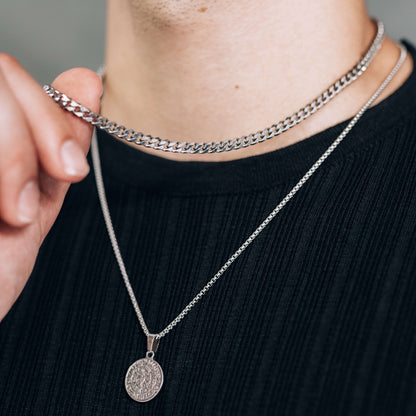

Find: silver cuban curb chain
88;44;407;403
44;21;385;155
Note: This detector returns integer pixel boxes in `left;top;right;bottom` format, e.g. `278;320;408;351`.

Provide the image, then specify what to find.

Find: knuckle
0;148;34;179
0;53;20;69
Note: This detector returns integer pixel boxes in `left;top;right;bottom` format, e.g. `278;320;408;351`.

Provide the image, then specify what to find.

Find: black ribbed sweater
1;41;416;416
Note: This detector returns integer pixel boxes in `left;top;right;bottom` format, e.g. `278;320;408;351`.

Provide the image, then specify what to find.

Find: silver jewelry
44;21;385;154
90;44;407;402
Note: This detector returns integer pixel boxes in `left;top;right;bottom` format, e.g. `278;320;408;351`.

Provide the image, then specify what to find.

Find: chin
126;0;220;29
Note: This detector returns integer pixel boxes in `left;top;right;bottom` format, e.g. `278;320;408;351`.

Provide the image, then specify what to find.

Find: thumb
51;67;102;154
36;69;102;238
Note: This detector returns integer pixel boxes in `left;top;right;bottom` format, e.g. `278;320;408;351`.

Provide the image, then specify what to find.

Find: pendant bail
147;334;160;354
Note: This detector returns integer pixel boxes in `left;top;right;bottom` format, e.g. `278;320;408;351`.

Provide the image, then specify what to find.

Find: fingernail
60;140;90;176
18;181;40;223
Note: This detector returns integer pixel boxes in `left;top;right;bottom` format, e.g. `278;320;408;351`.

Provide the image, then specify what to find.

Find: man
0;1;415;414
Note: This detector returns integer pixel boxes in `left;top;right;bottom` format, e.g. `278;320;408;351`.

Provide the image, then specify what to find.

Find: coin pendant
125;358;164;402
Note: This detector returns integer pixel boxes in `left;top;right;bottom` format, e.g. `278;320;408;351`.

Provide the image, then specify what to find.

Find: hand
0;54;102;321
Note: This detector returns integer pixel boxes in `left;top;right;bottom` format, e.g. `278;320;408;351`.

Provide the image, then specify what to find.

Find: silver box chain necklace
87;45;407;403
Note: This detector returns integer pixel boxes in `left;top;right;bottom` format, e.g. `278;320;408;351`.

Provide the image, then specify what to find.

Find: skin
0;0;413;320
101;0;413;161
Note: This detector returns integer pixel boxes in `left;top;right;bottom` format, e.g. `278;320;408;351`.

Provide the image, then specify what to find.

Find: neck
101;0;409;161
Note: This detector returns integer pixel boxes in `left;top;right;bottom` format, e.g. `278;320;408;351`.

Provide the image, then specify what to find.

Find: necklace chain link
44;21;384;155
90;44;407;340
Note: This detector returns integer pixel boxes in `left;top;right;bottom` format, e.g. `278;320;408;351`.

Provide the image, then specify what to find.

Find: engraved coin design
125;358;164;402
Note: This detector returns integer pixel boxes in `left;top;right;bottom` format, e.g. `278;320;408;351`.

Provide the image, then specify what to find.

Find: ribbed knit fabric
1;41;416;416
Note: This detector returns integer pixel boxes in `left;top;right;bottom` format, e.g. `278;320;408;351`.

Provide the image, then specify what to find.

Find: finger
0;69;39;226
51;67;102;153
36;68;103;233
0;55;98;183
35;68;103;234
